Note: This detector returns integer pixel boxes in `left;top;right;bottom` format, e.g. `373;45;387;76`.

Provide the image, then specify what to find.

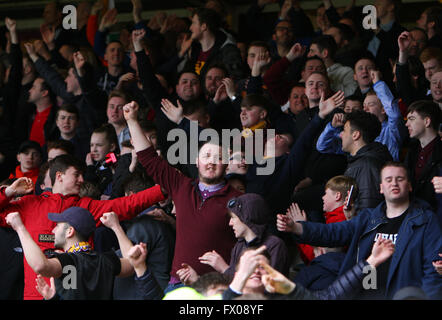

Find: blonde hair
325;175;358;198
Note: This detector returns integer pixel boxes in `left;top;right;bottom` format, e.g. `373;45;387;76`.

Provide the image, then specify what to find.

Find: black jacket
344;142;393;210
404;137;442;210
186;29;244;81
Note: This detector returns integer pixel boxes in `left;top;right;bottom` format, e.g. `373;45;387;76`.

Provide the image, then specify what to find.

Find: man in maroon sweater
124;100;242;293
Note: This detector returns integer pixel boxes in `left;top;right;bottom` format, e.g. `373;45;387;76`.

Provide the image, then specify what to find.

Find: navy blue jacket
294;198;442;299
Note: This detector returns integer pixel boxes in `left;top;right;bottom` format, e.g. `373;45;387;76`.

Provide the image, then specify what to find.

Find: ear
352;130;361;141
41;89;49;98
335;191;342;201
66;225;75;239
380;182;384;195
16;153;21;163
260;109;268;120
428;21;435;30
55;171;63;184
110;143;116;152
321;49;329;59
424;116;432;129
201;22;208;32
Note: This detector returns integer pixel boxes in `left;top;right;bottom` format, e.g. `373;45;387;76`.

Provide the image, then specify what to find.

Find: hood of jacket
228;193;271;240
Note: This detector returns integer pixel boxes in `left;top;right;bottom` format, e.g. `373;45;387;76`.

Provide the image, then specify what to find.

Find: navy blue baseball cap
48;207;96;238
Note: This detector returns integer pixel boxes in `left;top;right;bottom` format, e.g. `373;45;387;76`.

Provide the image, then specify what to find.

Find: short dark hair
79;181;101;200
175;69;200;86
193;8;222;34
354;52;376;70
191;272;231;296
139;119;157;133
311;35;337;59
345;110;382;144
205;62;229;79
407;100;441;131
380;161;410;181
345;94;363;103
247;41;271;53
330;23;355;42
92;123;120;154
122;172;155;195
302;56;326;73
37;161;50;186
56;104;79;119
240;94;270;112
49;154;85;185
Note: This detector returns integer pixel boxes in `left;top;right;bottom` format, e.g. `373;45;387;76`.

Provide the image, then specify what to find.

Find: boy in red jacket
294;175;358;264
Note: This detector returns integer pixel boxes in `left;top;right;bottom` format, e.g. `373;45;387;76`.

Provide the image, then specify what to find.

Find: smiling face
176;72;201;101
227;151;248;175
305;73;329;104
104;42;124;67
205;67;225;98
240;105;267;128
56;166;84;195
242;254;269;294
196;143;227;185
289;86;308;115
380;166;412;204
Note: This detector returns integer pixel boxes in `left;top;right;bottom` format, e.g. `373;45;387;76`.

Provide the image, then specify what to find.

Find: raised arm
100;212;133;258
5;212;62;278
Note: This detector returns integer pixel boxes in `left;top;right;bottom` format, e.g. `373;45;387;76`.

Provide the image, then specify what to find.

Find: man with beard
123;100;242;294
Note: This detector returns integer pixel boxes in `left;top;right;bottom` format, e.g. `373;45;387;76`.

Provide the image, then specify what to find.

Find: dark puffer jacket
224;193;290;277
344;142;393;211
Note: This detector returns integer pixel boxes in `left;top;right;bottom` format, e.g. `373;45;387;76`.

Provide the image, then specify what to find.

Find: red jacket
137;147;241;280
0;185;165;300
9;166;40;185
297;205;347;265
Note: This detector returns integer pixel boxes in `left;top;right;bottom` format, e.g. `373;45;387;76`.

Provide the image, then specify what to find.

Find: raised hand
318;90;345;119
5;212;25;231
127;242;148;273
178;33;193;58
160;99;184;124
280;0;293;20
73;51;86;76
286;43;306;62
331;112;345;128
398;31;411;53
33;40;51;61
35;275;56;300
131;0;143;23
99;8;118;31
261;260;295;294
132;28;146;52
91;0;104;15
343;188;356;220
40;23;55;50
370;70;382;84
116;72;137;89
24;42;38;61
123;101;139;122
176;263;199;285
199;250;229;273
5;177;34;197
251;51;271;77
99;212;120;230
432;254;442;275
366;238;395;268
221;78;235;99
286;202;307;223
213;83;228;104
276;214;296;233
5;17;16;32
